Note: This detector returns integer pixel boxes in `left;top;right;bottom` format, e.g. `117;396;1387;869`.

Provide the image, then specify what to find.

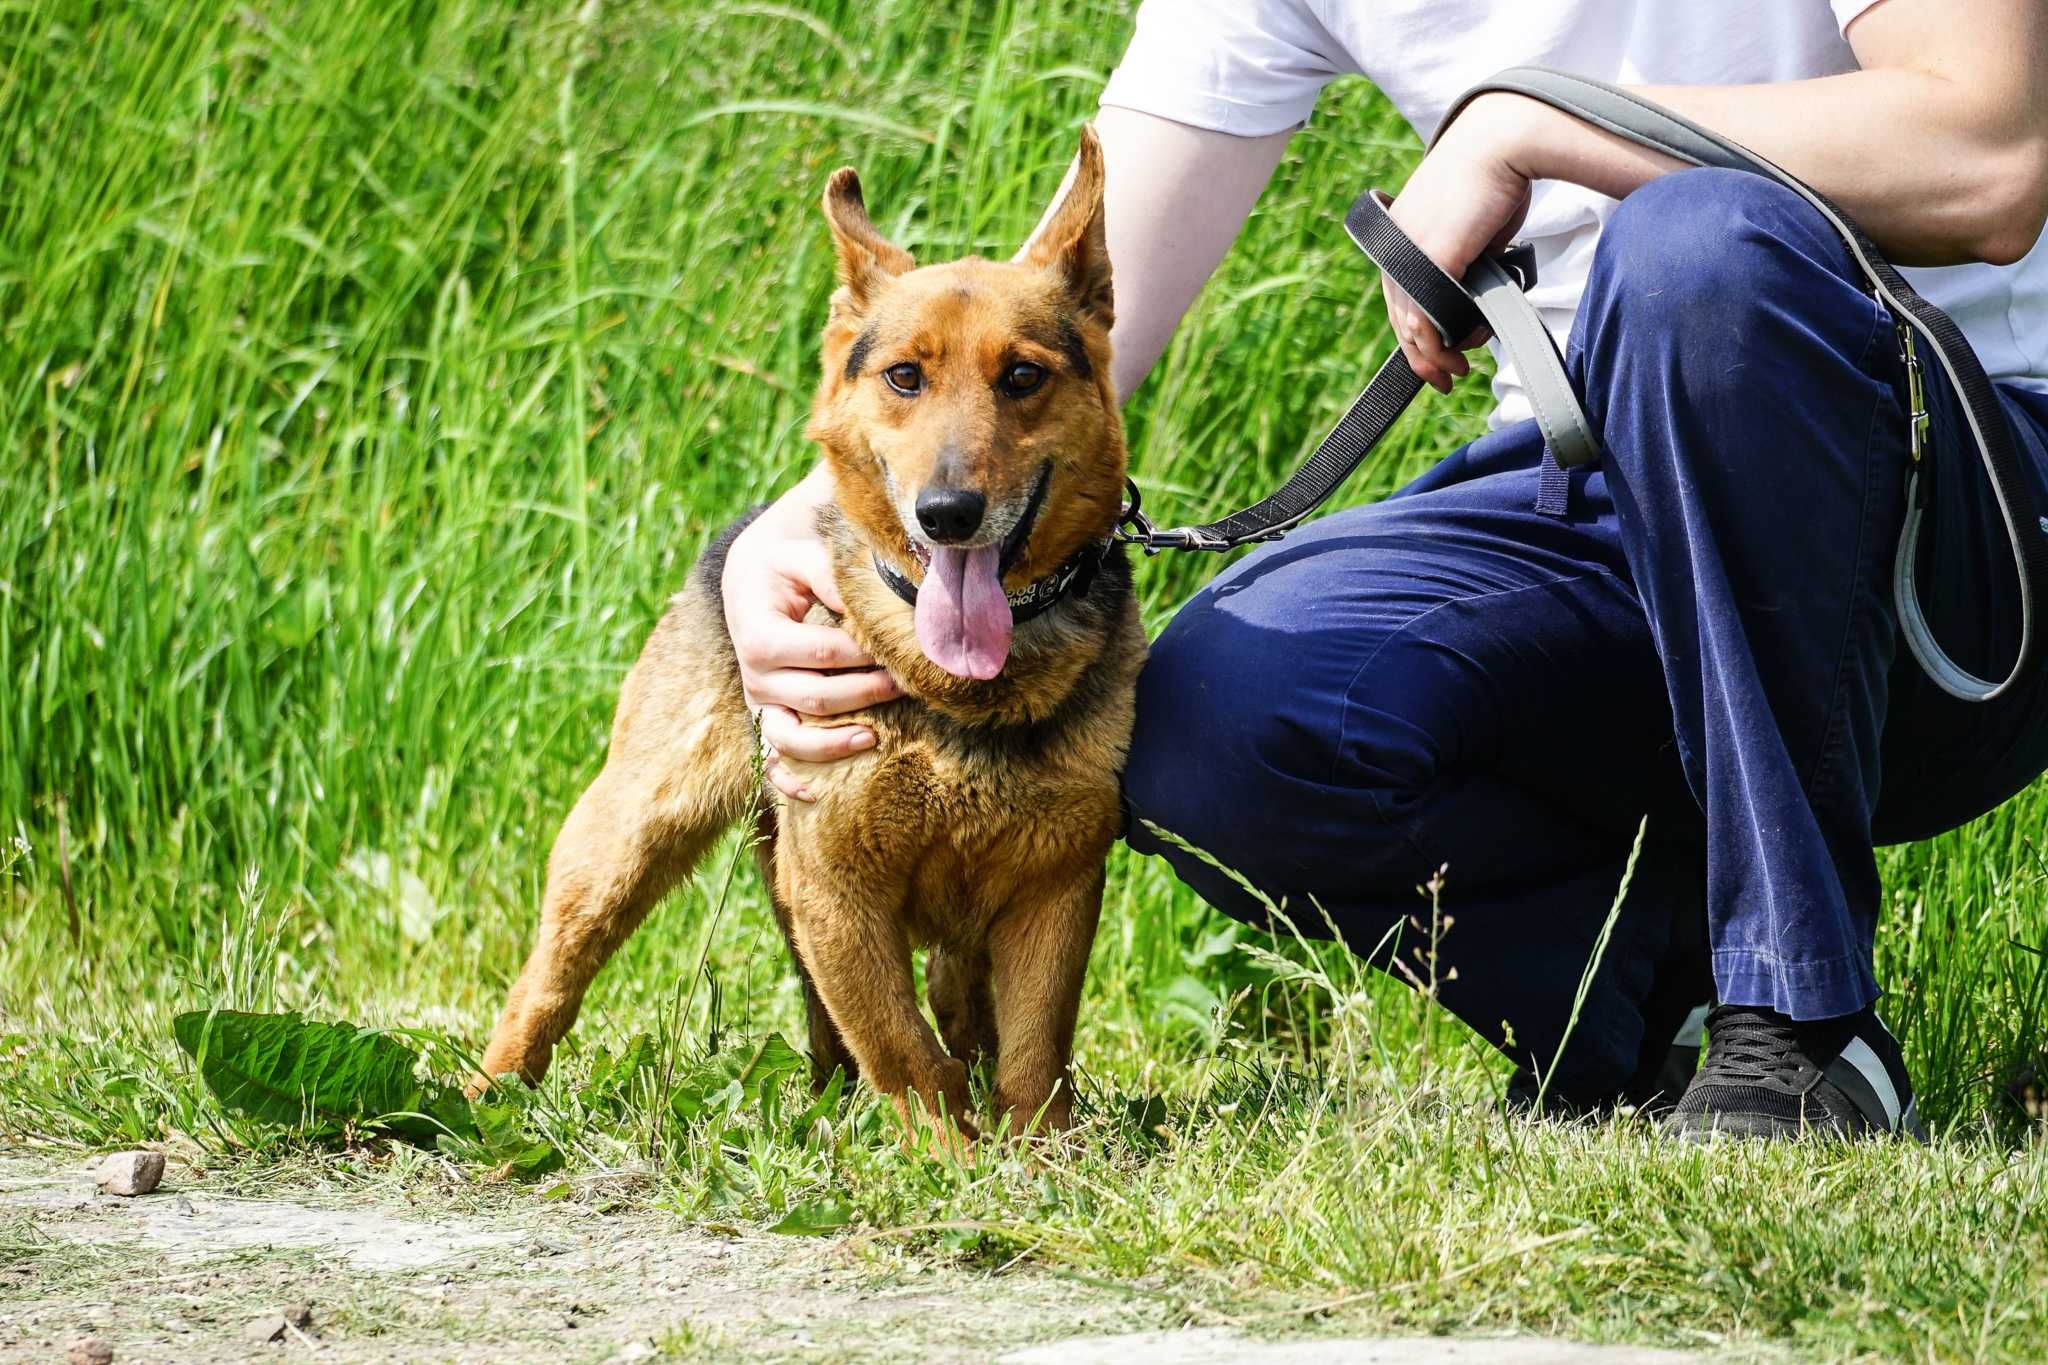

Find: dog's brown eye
1000;362;1046;398
883;362;923;396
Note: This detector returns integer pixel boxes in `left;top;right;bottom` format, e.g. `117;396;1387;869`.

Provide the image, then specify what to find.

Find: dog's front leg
987;866;1105;1138
782;864;978;1154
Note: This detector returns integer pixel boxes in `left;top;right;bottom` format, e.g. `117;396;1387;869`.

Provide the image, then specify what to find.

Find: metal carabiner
1898;322;1931;463
1112;476;1168;554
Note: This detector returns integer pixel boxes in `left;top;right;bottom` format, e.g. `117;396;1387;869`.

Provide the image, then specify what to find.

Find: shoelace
1699;1006;1810;1085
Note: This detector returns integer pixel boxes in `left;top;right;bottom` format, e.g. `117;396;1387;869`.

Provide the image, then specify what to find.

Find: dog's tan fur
477;129;1142;1147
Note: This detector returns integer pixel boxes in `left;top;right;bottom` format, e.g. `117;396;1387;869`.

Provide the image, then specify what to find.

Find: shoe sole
1664;1105;1928;1143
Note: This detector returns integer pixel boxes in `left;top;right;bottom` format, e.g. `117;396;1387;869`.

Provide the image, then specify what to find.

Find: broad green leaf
739;1032;805;1104
463;1097;565;1180
173;1009;456;1135
769;1197;853;1236
496;1138;565;1180
469;1100;528;1151
739;1032;804;1127
1157;974;1224;1036
670;1067;744;1123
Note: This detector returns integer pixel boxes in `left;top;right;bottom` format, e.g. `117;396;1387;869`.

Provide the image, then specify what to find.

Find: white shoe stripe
1839;1035;1903;1130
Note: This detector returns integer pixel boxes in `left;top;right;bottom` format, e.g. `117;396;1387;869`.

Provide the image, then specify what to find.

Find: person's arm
1093;106;1294;399
1385;0;2048;391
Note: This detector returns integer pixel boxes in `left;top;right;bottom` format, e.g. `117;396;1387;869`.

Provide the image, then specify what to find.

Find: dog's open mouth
911;462;1050;681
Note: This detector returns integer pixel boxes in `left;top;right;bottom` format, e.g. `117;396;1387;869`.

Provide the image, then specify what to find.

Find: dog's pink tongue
914;544;1012;680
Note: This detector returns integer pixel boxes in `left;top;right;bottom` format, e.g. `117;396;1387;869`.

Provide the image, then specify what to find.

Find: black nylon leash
1116;65;2048;703
1111;207;1511;554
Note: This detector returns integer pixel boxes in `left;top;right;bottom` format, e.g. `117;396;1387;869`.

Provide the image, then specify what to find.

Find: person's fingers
760;703;878;764
757;703;803;754
742;615;878;673
1407;314;1459;382
1384;286;1443;393
748;664;899;719
1400;323;1453;393
756;708;813;801
1386;279;1489;393
763;749;812;802
790;539;850;617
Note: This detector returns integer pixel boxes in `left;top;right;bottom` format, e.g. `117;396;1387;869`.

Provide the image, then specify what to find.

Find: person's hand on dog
723;467;901;802
1381;92;1538;393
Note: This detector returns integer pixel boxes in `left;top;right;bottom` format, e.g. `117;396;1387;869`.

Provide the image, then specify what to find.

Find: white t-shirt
1101;0;2048;425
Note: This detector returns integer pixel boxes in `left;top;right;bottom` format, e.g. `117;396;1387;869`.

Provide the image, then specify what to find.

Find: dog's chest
776;713;1120;931
798;716;1108;835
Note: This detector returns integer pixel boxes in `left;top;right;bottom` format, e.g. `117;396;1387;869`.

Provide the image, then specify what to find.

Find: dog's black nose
915;487;986;543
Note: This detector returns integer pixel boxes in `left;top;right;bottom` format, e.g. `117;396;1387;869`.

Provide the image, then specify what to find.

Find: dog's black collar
873;541;1108;624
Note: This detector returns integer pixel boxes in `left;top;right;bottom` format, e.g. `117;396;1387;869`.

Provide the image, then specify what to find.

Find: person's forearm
1485;73;2046;268
1093;106;1293;401
1479;2;2048;268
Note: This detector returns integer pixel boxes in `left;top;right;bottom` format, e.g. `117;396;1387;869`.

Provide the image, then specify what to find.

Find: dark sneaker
1665;1004;1927;1141
1506;1002;1710;1120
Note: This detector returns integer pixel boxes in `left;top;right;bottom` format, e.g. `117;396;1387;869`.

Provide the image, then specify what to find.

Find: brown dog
476;128;1142;1148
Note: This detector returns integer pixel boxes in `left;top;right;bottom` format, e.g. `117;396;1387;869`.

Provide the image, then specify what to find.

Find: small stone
93;1152;165;1198
66;1338;114;1365
242;1314;288;1345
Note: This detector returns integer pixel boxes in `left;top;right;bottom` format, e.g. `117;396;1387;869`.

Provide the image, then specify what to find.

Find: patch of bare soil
0;1152;1700;1364
1000;1329;1697;1364
0;1151;1156;1362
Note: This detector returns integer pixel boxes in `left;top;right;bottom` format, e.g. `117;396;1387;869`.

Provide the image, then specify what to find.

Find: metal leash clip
1111;476;1163;553
1113;477;1238;553
1898;322;1932;462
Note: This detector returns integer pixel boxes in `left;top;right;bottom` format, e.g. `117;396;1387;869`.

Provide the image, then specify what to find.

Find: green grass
3;1;2047;1360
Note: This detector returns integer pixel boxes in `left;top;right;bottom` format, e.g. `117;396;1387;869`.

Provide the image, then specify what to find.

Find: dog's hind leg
755;806;857;1090
476;587;757;1091
928;945;997;1071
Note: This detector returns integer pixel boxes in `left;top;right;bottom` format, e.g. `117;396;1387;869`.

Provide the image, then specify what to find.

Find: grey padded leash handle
1353;189;1603;472
1450;67;2048;703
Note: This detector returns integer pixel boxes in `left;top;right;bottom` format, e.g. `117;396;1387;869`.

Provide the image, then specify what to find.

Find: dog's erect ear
1015;124;1111;326
823;167;914;310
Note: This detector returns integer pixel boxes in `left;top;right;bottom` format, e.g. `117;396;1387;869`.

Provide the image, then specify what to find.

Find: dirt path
0;1151;1700;1363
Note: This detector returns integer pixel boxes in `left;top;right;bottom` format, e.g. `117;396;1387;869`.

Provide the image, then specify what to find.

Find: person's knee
1125;578;1449;885
1575;167;1865;478
1585;167;1837;350
1124;599;1324;868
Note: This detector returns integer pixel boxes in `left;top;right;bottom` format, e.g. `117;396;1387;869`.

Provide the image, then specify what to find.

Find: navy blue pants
1125;169;2048;1097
